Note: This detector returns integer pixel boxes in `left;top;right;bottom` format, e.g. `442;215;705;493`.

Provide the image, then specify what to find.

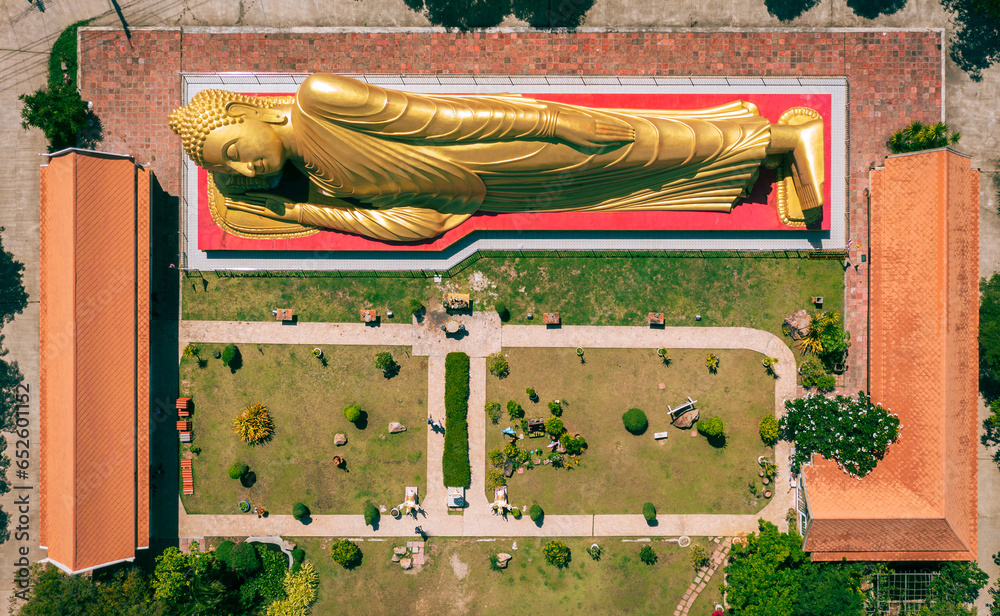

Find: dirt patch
450;552;469;580
469;271;490;291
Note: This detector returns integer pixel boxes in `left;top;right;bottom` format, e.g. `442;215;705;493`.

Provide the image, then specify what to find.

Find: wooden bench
654;431;669;440
181;460;194;495
176;421;192;432
176;398;192;417
668;397;698;420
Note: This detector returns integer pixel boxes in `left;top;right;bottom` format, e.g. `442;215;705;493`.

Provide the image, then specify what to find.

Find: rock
504;459;514;477
334;433;347;446
497;552;512;564
672;408;700;429
281;540;297;552
389;422;406;434
400;558;412;570
533;459;542;465
392;554;401;562
784;309;811;340
394;546;408;555
543;459;551;465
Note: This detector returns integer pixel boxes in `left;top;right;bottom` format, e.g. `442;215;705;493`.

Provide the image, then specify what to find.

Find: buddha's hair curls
168;90;295;166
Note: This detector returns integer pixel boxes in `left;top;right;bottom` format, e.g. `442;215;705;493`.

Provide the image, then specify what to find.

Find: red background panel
197;91;832;251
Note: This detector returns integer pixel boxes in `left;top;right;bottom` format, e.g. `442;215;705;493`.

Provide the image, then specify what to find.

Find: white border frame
180;73;848;271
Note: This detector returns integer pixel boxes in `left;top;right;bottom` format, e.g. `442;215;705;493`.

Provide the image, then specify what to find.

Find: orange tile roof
802;149;979;562
39;150;151;573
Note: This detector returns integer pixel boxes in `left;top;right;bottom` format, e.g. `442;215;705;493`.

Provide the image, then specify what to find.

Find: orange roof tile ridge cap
70;152;79;569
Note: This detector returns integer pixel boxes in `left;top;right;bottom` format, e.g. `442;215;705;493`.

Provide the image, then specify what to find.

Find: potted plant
312;348;323;358
764;489;772;499
238;501;251;513
526;387;538;402
656;347;668;358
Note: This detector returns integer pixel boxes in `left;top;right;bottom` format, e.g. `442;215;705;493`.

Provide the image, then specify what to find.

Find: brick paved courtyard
77;28;946;391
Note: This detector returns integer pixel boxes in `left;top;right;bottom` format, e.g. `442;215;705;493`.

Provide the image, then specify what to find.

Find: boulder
392;554;401;562
281;539;297;552
389;422;406;434
672;408;700;429
393;546;408;555
400;558;412;570
783;309;811;340
334;433;347;446
504;459;514;477
497;552;512;565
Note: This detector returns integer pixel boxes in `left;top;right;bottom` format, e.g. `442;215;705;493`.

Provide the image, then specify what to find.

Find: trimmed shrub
697;416;725;439
486;468;506;491
487;448;505;468
232;402;274;445
222;343;239;366
690;544;710;570
292;502;310;520
343;404;362;423
526;387;536;399
487;352;509;378
230;541;262;577
495;300;510;321
545;416;564;436
639;545;658;565
215;540;235;564
407;297;424;315
511;507;522;519
560;433;585;455
813;374;838;391
529;504;544;523
759;415;780;445
547;400;563;417
291;547;305;573
506;400;524;420
622;408;648;435
443;353;471;487
228;462;248;480
642;502;656;523
543;540;571;568
330;539;362;569
485;401;502;424
364;502;380;528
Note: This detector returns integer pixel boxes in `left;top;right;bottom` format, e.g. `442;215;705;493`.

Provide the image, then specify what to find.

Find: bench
176;420;192;431
668;397;698;420
179;432;192;442
543;312;560;325
181;460;194;495
654;431;669;440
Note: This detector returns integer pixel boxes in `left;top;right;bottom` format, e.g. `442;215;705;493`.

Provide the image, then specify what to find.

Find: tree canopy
0;228;27;326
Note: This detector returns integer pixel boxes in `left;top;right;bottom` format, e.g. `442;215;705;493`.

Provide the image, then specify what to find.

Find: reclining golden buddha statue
169;73;824;241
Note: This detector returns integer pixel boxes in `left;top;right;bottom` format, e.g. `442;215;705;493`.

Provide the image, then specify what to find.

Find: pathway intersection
177;317;796;541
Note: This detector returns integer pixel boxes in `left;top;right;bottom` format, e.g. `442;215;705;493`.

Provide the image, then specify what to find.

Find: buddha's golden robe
214;74;774;241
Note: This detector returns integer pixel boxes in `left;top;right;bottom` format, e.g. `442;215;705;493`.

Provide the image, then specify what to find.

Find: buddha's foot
779;108;825;210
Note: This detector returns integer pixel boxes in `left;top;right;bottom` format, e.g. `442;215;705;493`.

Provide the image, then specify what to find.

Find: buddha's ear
225;102;287;125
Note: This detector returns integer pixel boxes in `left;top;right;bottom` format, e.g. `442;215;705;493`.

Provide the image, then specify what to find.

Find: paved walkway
177;322;797;541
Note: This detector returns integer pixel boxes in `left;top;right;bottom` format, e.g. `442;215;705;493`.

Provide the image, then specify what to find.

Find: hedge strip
443;352;471;487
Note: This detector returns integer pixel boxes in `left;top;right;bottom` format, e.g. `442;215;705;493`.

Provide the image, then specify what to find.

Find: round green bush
495;300;510;322
222;343;239;366
639;545;658;565
759;415;780;445
545;416;564;436
229;541;261;576
642;502;657;523
292;502;310;520
511;507;522;519
547;400;563;417
622;408;648;435
526;387;536;398
364;502;380;528
697;416;725;438
542;540;571;568
488;353;510;378
529;504;544;523
506;400;524;420
291;547;305;563
228;462;248;480
215;540;235;564
330;539;362;569
485;401;502;424
343;404;362;423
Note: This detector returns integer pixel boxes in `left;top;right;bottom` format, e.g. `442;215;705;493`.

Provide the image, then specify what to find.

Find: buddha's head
169;90;295;178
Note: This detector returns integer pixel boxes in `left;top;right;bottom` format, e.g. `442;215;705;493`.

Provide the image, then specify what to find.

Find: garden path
176;322;798;540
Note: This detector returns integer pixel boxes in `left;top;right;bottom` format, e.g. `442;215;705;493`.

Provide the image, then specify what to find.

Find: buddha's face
202;118;285;178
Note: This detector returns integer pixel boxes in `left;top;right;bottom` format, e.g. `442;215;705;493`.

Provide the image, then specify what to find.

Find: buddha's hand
233;192;302;222
556;110;635;148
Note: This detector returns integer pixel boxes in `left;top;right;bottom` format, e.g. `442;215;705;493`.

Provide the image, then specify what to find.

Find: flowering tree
781;391;900;478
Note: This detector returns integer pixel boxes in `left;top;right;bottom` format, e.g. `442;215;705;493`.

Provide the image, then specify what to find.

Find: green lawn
178;344;427;515
183;256;844;341
287;536;721;616
485;348;775;515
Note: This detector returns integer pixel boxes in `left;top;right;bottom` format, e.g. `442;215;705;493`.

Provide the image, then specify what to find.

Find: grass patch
178;344;427;514
443;352;471;487
486;348;774;514
293;536;713;615
182;256;844;340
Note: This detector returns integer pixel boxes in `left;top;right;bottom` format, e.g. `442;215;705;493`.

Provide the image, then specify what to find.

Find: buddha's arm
297;73;634;148
232;193;469;241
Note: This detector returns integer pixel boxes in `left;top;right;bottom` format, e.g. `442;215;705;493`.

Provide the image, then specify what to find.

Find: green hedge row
443;352;471;487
